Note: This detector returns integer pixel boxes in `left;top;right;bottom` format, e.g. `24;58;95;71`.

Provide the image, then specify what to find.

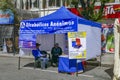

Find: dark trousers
52;55;59;64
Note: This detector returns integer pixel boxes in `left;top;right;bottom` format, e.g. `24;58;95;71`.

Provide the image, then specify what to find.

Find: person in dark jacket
51;43;62;66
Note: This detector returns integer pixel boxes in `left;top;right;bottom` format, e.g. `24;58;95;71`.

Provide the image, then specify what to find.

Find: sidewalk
0;51;114;80
0;55;113;80
86;53;114;67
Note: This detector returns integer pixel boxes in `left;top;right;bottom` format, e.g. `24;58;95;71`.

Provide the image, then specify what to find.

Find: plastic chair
32;50;51;69
32;50;41;69
41;51;51;60
40;50;52;67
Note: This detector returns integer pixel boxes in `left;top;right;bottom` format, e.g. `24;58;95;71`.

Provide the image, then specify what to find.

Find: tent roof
21;6;101;28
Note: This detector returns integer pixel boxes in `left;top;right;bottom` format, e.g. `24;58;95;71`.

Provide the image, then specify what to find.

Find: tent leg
18;57;21;70
76;60;78;77
54;34;56;44
99;55;102;67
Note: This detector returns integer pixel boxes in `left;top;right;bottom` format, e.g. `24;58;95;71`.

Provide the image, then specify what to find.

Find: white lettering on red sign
104;6;115;16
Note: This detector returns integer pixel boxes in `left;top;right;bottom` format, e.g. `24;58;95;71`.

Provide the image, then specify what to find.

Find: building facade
14;0;120;19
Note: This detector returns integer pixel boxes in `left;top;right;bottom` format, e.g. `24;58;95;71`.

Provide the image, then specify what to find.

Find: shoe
45;64;47;68
41;66;46;69
52;63;56;67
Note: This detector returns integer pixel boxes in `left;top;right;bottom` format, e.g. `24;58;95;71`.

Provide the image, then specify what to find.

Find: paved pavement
97;53;114;67
0;52;114;80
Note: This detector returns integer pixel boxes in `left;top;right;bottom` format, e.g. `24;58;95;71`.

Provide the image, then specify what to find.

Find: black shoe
45;64;47;68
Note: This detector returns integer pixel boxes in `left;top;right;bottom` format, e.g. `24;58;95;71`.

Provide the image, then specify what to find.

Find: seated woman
32;43;49;69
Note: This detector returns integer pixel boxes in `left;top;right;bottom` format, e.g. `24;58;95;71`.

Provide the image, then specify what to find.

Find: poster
0;25;14;46
101;24;114;53
0;9;14;24
5;38;14;53
19;33;36;48
68;31;86;59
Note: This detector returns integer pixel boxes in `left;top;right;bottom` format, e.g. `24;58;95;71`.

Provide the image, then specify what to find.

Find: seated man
51;43;62;66
32;43;49;69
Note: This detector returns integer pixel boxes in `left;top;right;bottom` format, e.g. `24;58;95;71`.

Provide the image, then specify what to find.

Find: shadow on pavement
23;62;98;72
83;65;98;72
23;62;52;69
23;62;34;68
105;67;113;79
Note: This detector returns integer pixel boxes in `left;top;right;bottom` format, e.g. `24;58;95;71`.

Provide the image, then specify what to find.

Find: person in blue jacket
32;43;48;69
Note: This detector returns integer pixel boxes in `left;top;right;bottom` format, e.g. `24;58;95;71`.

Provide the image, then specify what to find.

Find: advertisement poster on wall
5;38;14;53
0;9;14;24
69;4;120;19
101;24;114;53
68;31;86;59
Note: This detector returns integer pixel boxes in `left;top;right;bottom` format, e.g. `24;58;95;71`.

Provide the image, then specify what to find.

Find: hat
36;43;41;46
55;43;59;46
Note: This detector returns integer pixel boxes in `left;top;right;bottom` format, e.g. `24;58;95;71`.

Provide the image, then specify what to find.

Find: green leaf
71;0;110;22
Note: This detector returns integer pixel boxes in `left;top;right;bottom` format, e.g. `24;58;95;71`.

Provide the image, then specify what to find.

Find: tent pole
99;55;102;67
76;60;78;77
13;25;16;56
18;56;21;70
54;34;56;44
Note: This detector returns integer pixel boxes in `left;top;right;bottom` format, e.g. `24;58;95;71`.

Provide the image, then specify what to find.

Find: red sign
68;4;120;19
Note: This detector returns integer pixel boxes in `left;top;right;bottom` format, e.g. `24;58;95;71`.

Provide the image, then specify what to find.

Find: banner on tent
19;34;36;48
20;19;77;34
19;19;78;48
68;31;86;59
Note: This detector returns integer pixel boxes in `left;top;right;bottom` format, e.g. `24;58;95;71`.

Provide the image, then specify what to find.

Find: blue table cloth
58;55;84;73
